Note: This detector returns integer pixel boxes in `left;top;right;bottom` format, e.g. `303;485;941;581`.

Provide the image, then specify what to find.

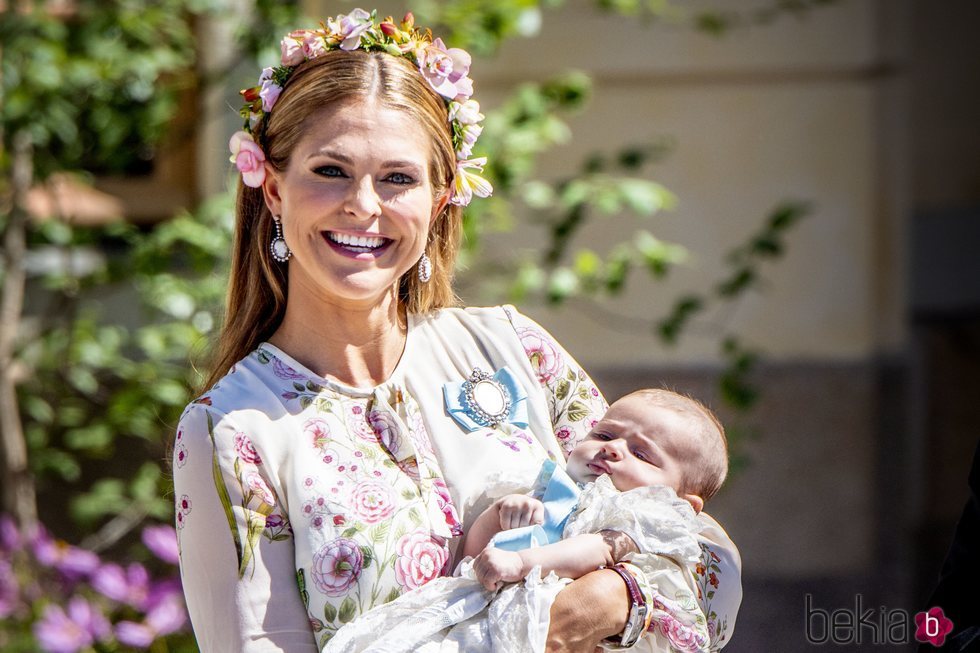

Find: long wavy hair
203;51;462;390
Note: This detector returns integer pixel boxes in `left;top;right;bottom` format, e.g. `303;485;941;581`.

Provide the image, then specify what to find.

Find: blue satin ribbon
443;366;529;432
491;460;581;552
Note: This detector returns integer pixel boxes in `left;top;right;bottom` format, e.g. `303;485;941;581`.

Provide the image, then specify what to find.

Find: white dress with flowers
323;477;713;653
172;306;742;653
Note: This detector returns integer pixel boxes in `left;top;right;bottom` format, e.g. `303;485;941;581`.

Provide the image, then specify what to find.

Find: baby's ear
681;493;704;515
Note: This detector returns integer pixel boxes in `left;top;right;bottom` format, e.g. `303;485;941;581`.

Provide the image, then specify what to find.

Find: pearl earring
270;215;291;263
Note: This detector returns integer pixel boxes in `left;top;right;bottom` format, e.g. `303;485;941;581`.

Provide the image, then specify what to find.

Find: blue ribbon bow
443;366;529;432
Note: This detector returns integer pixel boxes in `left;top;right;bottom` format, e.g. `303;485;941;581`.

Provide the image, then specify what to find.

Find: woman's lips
323;231;393;258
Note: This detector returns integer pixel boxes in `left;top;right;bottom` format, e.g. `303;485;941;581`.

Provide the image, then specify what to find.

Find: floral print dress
173;306;741;652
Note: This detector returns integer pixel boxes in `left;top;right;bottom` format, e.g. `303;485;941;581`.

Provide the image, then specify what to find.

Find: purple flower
272;357;305;380
417;38;472;101
92;562;150;609
0;514;21;552
0;558;19;619
142;525;180;565
115;592;187;646
34;597;110;653
33;535;100;581
311;538;362;596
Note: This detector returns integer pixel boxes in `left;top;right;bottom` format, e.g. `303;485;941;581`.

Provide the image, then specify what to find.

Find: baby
464;388;728;594
327;388;728;653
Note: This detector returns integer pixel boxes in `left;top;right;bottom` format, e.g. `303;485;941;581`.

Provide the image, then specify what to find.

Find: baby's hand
496;495;544;530
472;547;525;591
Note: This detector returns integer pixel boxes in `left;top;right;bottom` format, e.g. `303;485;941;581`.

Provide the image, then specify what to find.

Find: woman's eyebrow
380;159;423;170
306;149;353;163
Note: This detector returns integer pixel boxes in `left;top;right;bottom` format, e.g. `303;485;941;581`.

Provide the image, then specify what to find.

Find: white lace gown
324;476;710;653
173;306;741;652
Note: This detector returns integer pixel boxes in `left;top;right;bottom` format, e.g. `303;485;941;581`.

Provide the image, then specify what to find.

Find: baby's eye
593;432;612;441
631;449;649;462
314;165;346;178
385;172;415;185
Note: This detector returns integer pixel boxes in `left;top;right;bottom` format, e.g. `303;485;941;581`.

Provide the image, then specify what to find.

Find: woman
173;10;741;652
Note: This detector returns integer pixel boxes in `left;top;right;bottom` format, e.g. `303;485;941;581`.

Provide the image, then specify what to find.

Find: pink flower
228;131;266;188
311;538;363;596
417;38;472;101
258;67;282;113
350;480;394;524
517;326;564;383
302;32;327;59
658;613;708;652
451;157;493;206
233;432;262;464
448;99;483;125
346;402;378;442
33;537;100;581
337;9;373;50
431;478;463;536
456;124;483;159
305;418;332;450
367;409;401;452
394;531;448;590
142;525;179;565
281;30;308;65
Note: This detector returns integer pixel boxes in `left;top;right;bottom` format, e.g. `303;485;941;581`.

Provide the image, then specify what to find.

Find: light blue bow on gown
491;460;581;551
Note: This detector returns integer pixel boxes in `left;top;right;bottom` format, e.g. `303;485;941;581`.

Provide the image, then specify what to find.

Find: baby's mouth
325;231;392;254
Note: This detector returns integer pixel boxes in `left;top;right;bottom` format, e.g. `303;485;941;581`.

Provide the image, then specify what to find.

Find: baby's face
566;395;694;493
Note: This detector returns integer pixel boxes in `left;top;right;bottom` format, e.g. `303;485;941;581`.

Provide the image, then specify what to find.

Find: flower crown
229;8;492;207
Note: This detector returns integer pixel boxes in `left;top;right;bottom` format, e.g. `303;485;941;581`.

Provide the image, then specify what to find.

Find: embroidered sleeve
173;403;316;653
503;305;608;456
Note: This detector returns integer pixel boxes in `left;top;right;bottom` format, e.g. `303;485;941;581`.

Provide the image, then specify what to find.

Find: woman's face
262;98;444;311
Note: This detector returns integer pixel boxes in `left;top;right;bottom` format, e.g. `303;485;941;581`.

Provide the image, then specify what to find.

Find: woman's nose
345;176;382;219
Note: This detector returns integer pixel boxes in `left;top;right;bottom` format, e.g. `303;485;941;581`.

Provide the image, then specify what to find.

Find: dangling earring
270;215;291;263
417;252;432;283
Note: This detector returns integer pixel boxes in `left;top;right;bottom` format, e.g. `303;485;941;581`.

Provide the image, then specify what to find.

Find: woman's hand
546;568;629;653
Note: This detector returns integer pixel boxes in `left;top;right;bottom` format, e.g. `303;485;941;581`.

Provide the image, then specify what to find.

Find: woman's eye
314;165;345;178
385;172;415;185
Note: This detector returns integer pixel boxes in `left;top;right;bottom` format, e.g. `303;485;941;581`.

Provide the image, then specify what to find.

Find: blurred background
2;0;978;651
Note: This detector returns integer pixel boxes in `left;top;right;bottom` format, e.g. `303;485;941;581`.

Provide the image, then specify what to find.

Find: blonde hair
204;50;463;390
628;388;729;503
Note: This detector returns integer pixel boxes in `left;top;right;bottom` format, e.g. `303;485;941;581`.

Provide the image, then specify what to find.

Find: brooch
443;366;528;432
461;368;511;428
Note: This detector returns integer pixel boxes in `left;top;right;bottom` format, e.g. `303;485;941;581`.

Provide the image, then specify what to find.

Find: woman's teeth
327;232;388;252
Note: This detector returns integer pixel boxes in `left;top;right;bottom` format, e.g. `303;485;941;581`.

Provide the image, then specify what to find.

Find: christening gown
173;306;742;652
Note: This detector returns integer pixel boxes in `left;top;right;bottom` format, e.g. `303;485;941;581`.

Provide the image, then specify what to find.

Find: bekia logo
914;607;954;647
805;595;955;646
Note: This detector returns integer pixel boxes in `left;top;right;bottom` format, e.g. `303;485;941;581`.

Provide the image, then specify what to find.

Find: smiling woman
172;10;741;653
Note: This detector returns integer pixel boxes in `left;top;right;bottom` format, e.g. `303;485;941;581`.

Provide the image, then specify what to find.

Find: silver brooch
461;368;512;428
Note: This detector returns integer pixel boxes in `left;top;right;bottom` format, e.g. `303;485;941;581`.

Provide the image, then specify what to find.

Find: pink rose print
367;409;402;453
394;531;449;591
244;471;275;507
517;326;564;384
233;432;262;465
431;478;463;536
658;613;708;652
305;418;331;451
350;480;394;524
346;402;378;443
311;538;363;597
